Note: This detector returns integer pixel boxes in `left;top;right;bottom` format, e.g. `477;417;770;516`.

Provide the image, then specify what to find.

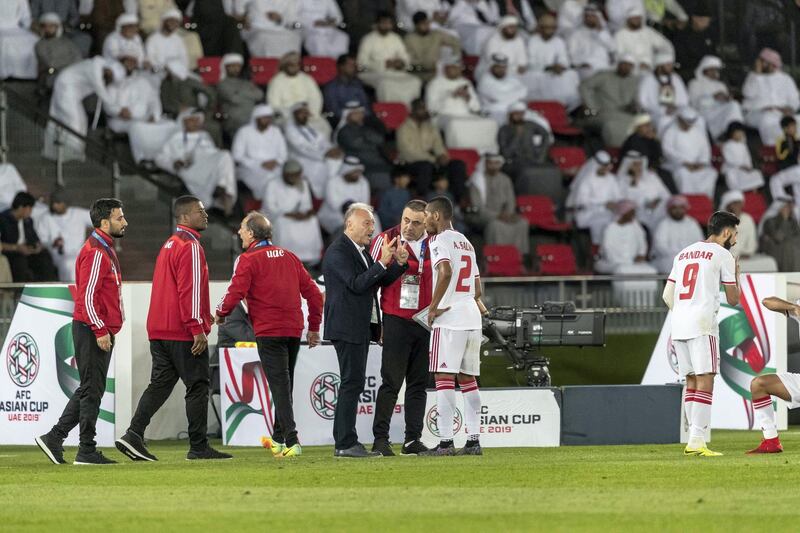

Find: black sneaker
116;431;158;462
401;440;429;456
35;433;66;464
74;450;117;465
371;440;395;457
456;442;483;456
186;446;233;460
419;442;456;457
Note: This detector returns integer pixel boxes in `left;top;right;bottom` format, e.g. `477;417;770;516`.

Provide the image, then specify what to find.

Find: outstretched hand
380;237;397;266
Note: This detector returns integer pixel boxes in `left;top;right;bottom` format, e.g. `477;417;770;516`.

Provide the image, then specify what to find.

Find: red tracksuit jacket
146;225;212;341
73;229;124;338
216;240;323;338
370;225;432;320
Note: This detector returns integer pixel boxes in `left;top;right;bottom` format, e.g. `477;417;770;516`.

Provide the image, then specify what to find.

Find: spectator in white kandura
571;150;622;245
448;0;501;55
267;51;330;136
524;13;581;110
595;200;655;275
102;13;146;67
477;16;528;80
661;107;718;198
0;163;27;212
356;11;422;105
217;53;264;139
426;51;497;152
297;0;349;58
718;190;778;273
650;194;703;273
688;55;745;141
285;101;344;199
43;58;126;162
145;9;188;74
556;0;587;37
232;104;288;201
318;156;372;235
467;153;530;255
567;3;615;81
34;190;92;281
477;53;529;125
721;121;764;192
637;50;688;134
156;109;237;215
106;54;177;164
613;4;674;70
743;48;800;146
616;150;670;232
0;0;39;80
263;160;324;265
240;0;301;58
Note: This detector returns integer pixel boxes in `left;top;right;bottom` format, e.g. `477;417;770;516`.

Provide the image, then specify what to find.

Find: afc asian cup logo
7;332;40;387
310;372;340;420
425;405;463;438
666;335;679;375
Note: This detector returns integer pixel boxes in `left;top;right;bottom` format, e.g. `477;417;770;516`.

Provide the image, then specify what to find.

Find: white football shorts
673;334;720;377
428;327;481;376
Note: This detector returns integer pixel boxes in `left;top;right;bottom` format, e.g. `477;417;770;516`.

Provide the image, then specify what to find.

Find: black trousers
129;340;210;451
407;160;468;200
5;250;57;282
51;321;113;453
332;339;369;450
373;315;430;443
256;336;300;447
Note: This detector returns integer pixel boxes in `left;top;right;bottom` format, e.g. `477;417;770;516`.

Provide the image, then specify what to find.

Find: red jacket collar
94;229;114;246
176;225;201;239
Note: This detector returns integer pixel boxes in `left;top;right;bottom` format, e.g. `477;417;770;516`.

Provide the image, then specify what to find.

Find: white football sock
435;379;456;441
752;396;778;439
460;379;481;440
688;390;712;448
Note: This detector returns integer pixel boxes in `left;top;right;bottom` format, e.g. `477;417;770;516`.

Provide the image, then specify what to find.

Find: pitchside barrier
0;275;795;447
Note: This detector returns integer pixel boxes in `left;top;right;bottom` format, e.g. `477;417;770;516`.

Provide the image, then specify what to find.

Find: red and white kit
667;241;737;376
428;228;482;375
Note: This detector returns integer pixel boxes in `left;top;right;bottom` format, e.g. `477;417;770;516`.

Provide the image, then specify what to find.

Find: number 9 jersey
667;241;737;340
429;228;482;330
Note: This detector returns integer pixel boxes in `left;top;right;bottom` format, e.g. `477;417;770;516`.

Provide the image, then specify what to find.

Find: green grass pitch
2;430;800;532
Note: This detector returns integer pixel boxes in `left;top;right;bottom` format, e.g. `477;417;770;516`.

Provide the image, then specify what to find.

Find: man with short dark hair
662;210;741;457
369;199;432;455
216;212;324;458
323;55;371;126
0;191;57;282
36;198;127;465
116;196;231;462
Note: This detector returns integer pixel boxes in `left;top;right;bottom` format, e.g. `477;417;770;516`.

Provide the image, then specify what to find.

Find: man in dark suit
0;192;57;282
322;202;409;458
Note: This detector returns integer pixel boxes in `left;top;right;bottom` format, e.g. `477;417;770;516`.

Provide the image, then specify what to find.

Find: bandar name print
678;250;714;261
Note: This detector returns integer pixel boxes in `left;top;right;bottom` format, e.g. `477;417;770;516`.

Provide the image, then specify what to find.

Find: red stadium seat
711;144;723;172
760;145;778;177
302;56;337;86
743;190;768;224
549;146;586;177
685;194;714;226
462;54;479;82
250;57;280;86
484;245;525;276
197;56;222;85
372;102;408;131
447;148;480;176
527;100;581;136
517;195;571;231
536;244;577;275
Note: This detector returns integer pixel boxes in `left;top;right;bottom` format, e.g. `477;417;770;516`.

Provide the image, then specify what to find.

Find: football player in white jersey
746;297;800;454
663;211;741;457
421;196;488;456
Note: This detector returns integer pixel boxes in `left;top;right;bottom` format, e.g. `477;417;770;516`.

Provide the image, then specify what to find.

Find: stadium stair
2;81;237;281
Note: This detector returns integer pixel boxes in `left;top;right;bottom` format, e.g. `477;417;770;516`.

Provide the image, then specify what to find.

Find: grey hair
344;202;374;225
244;211;272;241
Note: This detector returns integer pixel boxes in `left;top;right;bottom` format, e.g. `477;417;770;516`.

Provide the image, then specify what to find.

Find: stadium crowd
2;0;800;282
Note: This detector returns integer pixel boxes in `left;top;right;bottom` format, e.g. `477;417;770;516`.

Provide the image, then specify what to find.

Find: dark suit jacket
322;234;407;344
0;211;39;246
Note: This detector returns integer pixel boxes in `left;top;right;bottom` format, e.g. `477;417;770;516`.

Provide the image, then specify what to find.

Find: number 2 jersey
667;241;737;340
429;228;482;330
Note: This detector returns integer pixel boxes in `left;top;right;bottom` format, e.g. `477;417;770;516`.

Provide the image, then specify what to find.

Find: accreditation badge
399;274;421;309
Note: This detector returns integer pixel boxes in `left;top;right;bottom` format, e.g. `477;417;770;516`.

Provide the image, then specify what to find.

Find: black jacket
321;234;407;344
0;210;39;247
